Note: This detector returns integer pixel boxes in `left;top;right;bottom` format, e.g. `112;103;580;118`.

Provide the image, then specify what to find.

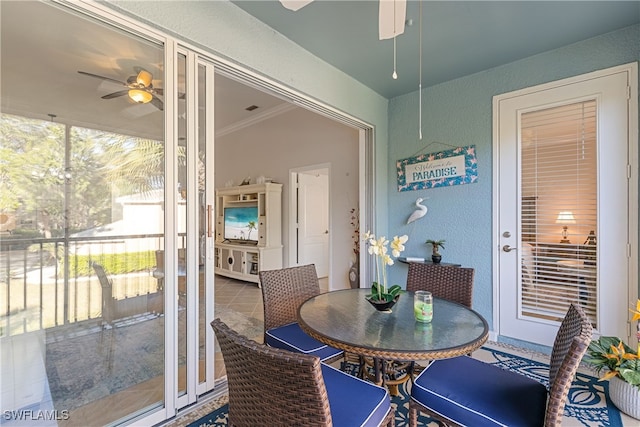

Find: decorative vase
432;254;442;264
366;294;400;312
349;260;360;289
609;376;640;420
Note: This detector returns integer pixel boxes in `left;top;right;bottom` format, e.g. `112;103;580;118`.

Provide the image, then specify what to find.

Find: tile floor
214;275;264;326
212;274;329;380
214;273;329;321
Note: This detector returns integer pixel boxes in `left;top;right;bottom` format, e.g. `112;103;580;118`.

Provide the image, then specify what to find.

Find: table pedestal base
360;356;413;396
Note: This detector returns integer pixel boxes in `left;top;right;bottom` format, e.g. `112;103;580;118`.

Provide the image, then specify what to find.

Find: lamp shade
136;69;153;87
129;89;152;104
556;211;576;224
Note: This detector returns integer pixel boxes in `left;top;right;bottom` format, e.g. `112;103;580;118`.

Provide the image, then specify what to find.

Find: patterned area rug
186;344;624;427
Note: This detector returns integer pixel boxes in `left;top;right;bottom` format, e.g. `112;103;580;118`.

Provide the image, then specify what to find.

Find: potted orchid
363;231;408;310
585;299;640;419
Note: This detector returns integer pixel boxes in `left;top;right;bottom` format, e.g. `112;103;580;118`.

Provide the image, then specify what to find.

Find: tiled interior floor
213;275;263;382
212;274;329;380
214;273;329;320
214;275;265;326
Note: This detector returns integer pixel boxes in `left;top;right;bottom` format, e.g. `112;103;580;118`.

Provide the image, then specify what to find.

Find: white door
297;170;330;277
494;64;637;346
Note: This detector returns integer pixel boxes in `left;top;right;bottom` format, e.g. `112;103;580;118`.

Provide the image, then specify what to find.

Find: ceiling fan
279;0;407;40
78;67;164;111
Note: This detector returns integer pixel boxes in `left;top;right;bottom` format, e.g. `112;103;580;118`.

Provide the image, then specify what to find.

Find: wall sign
396;145;477;192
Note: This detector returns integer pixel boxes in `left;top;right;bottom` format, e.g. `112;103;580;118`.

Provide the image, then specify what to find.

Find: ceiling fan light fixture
136;69;153;87
129;89;152;104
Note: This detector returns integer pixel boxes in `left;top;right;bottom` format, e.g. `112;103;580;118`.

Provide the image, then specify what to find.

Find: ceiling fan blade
122;103;157;119
78;71;126;86
150;96;164;111
379;0;406;40
279;0;313;11
101;90;129;100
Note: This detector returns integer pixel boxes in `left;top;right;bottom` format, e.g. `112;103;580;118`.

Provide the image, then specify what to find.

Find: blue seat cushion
322;363;391;427
411;356;548;427
265;323;343;362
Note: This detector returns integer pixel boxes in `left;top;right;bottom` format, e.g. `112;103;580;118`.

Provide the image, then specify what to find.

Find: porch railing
0;233;174;337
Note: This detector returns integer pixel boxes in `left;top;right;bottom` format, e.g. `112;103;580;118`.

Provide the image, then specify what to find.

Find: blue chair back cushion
265;322;343;362
412;356;548;427
321;363;391;427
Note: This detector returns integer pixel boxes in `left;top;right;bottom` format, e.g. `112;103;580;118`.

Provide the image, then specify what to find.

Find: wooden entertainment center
214;183;282;285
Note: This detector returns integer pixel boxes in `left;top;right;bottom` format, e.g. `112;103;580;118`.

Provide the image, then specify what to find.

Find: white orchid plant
363;231;409;302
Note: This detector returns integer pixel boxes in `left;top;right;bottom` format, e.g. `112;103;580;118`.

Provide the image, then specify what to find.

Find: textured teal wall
387;24;640;332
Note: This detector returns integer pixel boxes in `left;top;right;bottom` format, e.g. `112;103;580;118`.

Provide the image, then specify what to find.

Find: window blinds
520;100;597;323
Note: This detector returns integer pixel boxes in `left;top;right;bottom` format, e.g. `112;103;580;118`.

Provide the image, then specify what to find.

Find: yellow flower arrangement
585;299;640;389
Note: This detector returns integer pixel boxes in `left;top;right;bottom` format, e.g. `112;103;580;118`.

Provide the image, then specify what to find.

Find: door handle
502;245;517;253
207;205;213;237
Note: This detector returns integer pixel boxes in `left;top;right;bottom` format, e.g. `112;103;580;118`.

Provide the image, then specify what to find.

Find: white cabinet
214;183;282;284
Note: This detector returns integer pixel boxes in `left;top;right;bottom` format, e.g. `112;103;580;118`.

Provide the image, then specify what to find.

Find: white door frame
289;163;331;278
492;63;639;346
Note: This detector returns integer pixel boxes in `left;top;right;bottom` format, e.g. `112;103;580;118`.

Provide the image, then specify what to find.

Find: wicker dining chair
406;263;475;308
404;263;475;376
408;303;593;427
211;318;395;427
259;264;343;363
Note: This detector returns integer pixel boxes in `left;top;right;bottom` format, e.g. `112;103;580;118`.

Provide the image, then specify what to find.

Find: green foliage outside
0;113;166;237
70;251;157;277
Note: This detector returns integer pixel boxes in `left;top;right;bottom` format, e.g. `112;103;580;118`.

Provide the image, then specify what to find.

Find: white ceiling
0;1;289;142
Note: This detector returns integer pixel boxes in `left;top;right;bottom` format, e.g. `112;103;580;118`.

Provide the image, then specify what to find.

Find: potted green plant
425;239;445;264
584;300;640;419
363;231;408;311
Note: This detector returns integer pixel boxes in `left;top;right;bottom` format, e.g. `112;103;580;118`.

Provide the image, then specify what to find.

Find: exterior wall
387;24;640;331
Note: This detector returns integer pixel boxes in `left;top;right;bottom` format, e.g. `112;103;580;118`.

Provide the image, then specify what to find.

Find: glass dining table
298;288;489;392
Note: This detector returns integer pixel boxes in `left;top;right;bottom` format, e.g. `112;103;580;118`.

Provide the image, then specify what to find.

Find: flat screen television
223;206;259;243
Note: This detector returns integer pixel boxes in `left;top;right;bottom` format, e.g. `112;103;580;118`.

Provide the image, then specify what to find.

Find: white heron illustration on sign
407;197;428;224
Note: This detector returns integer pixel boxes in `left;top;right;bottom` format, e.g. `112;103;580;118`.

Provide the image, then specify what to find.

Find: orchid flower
363;230;408;301
391;235;408;257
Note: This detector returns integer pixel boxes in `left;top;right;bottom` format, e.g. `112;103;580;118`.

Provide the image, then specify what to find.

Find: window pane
1;2;165;424
520;101;597;322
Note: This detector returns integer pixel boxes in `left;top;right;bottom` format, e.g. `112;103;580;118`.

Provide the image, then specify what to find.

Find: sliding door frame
61;0;378;424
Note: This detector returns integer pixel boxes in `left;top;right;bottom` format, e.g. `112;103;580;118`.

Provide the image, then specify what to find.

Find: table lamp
556;211;576;243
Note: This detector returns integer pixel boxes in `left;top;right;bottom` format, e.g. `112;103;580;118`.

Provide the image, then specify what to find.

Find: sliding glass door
1;2;216;425
175;51;217;407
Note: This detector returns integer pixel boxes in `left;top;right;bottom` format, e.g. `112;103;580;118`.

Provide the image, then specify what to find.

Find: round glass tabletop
298;288;489;360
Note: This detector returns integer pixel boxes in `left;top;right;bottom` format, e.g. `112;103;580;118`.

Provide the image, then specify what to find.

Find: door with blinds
495;64;637;347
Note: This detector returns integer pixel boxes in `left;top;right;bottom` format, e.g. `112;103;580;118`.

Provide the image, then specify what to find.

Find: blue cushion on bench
265;322;343;362
321;363;391;427
411;356;548;427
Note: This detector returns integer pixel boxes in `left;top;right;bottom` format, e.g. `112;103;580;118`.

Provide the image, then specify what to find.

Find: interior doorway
290;165;330;278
